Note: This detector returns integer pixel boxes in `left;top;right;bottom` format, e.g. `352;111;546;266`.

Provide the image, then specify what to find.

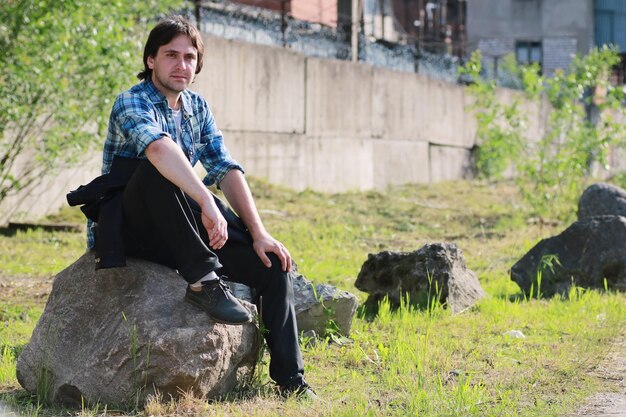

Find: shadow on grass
0;386;147;417
0;388;85;417
356;292;451;321
502;292;528;303
0;343;25;358
0;227;17;237
357;290;543;320
0;389;36;416
3;222;83;234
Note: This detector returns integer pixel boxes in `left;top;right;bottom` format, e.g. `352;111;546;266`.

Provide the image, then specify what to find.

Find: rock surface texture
510;215;626;296
578;182;626;220
16;254;259;407
355;243;486;313
292;275;358;337
230;265;359;337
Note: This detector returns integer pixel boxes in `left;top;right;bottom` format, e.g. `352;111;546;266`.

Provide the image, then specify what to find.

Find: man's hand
219;169;291;271
252;231;292;272
200;200;228;250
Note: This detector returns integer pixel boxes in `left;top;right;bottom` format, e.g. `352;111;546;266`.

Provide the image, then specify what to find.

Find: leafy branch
0;0;185;204
461;47;626;219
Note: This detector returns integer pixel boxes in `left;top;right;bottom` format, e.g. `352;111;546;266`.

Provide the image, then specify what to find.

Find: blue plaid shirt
87;79;243;249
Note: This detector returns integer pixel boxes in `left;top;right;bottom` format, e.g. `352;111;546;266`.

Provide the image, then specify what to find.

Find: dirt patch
567;330;626;417
0;275;52;307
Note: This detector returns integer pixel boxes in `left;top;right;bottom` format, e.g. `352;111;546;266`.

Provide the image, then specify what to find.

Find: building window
611;53;626;85
516;40;542;71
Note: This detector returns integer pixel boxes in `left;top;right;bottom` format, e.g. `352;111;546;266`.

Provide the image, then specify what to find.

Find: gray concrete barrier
0;33;547;223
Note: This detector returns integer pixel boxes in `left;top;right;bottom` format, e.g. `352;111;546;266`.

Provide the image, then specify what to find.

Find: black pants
121;160;304;386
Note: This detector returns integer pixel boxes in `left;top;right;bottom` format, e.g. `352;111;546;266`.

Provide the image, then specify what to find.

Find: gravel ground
567;331;626;417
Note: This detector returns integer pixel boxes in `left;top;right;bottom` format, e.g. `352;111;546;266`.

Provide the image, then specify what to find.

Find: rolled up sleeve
112;94;169;157
198;102;244;186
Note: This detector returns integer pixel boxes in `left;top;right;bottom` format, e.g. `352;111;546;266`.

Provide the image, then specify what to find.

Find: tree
460;47;626;220
0;0;184;203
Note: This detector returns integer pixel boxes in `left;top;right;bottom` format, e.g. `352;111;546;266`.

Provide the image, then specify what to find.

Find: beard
152;70;191;95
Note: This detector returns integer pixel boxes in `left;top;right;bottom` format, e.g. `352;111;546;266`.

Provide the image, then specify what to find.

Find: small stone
231;263;359;337
503;330;526;339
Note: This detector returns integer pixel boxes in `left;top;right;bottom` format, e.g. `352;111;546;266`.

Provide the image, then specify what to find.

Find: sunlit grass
0;304;42;389
0;228;85;277
0;178;624;416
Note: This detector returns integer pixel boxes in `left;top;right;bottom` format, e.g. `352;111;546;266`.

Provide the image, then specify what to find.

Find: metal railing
194;0;463;83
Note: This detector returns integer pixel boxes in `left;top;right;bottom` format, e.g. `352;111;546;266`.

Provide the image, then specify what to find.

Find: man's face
148;34;198;99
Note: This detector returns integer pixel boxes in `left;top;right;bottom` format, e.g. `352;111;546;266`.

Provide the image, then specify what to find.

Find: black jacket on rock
67;156;249;271
66;156;142;270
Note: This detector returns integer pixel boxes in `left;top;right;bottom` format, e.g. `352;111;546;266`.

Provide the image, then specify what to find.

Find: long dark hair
137;15;204;80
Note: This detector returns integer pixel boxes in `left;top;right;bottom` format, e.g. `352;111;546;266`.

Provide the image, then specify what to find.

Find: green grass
0;227;85;277
0;304;42;388
0;178;624;416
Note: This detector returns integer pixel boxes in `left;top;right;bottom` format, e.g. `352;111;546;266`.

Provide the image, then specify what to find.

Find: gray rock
16;253;259;407
578;183;626;220
229;265;359;337
510;215;626;296
292;274;358;337
355;243;486;313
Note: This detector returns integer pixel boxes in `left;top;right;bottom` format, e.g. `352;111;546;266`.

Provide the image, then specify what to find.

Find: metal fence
194;0;462;83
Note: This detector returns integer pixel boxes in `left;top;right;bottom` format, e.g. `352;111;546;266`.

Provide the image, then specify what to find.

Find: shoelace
201;279;231;296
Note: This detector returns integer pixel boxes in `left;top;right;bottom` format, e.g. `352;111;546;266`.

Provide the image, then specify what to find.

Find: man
88;15;314;398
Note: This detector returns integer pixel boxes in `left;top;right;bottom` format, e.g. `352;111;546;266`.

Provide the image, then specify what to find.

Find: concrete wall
0;154;100;224
0;33;542;223
191;34;502;193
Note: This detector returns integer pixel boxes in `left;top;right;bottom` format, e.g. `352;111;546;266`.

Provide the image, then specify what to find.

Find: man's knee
260;253;292;294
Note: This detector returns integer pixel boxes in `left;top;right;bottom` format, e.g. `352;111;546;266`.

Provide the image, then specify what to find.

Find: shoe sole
184;296;252;325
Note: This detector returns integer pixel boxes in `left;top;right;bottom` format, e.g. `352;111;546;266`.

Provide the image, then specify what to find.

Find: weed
533;254;562;298
310;284;344;343
34;366;54;406
0;345;16;386
248;297;269;391
32;322;61;406
121;311;152;410
426;269;444;316
461;47;626;220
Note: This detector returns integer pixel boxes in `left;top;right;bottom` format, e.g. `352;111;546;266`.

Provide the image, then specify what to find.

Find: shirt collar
143;79;192;118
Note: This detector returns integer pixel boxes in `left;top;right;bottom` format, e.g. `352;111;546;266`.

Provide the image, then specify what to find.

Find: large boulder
510;215;626;296
355;243;486;313
578;182;626;220
16;253;259;407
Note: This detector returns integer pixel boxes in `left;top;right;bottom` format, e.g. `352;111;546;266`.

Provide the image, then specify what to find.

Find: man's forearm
219;169;266;238
145;137;213;208
145;137;229;249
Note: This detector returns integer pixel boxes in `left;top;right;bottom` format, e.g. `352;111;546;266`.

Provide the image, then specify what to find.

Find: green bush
461;47;626;219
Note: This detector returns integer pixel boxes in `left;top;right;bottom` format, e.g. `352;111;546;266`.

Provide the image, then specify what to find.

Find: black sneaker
185;278;252;325
278;380;318;401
